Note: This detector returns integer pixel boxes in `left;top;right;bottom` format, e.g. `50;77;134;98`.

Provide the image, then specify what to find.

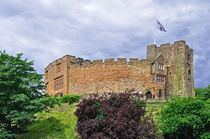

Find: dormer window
158;64;164;70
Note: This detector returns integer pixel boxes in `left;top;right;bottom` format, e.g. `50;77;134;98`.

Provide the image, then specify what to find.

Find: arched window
146;91;152;99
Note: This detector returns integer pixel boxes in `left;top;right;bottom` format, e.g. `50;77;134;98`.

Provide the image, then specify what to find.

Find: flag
155;18;167;32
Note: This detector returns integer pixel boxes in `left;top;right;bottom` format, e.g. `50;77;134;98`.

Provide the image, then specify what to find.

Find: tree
195;85;210;100
160;97;210;139
0;51;55;138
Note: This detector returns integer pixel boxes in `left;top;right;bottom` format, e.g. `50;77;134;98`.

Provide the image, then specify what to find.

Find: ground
16;102;165;139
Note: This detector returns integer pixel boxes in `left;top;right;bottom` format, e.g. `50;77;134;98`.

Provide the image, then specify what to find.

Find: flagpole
154;38;157;45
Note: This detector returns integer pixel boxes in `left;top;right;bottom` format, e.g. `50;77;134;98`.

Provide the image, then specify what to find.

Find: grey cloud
0;0;210;88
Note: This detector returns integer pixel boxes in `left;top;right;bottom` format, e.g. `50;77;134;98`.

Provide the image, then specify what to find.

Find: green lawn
146;102;167;134
16;104;78;139
16;102;164;139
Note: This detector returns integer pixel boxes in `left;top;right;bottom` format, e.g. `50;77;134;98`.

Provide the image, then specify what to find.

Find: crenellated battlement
45;40;189;72
44;40;195;100
45;56;148;72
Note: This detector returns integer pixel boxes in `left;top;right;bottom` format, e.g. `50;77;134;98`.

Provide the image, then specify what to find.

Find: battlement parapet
46;40;187;71
45;55;85;71
129;58;140;65
116;58;127;65
174;40;186;45
105;58;114;65
159;43;170;48
93;59;103;65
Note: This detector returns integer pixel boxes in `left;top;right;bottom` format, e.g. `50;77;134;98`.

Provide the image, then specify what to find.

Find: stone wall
44;40;195;100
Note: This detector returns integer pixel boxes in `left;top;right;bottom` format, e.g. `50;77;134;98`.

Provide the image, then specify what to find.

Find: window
56;63;61;73
54;76;63;90
158;89;162;99
152;73;155;82
187;54;190;62
45;70;48;79
188;70;191;80
158;64;164;70
156;74;164;83
45;82;48;91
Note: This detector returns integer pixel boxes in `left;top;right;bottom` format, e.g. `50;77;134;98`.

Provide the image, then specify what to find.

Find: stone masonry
44;40;195;100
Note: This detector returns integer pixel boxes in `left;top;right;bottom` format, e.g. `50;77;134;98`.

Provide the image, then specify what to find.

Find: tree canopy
0;51;55;138
195;85;210;100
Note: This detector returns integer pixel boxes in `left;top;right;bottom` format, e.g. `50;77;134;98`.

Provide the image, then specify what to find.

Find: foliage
195;85;210;100
60;94;83;105
15;102;164;138
16;104;78;139
75;92;158;139
160;97;210;139
0;51;56;138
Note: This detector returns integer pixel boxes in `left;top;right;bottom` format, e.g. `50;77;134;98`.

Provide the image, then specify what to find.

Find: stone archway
146;91;152;99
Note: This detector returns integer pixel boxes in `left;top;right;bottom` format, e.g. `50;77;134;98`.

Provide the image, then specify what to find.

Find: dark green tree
0;51;56;138
160;97;210;139
195;85;210;100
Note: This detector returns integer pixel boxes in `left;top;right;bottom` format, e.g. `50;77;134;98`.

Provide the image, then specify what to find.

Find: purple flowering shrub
75;92;158;139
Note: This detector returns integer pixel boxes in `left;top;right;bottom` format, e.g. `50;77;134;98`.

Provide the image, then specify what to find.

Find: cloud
0;0;210;88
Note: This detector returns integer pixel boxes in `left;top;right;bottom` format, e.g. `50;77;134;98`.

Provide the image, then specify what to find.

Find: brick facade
44;40;195;100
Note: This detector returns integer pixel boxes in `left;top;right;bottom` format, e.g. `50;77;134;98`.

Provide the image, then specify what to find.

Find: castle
44;40;195;100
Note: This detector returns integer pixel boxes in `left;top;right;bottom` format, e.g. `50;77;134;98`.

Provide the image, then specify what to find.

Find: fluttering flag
155;18;167;32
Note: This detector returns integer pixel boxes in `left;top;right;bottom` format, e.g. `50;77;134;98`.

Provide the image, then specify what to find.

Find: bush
60;94;83;105
160;97;210;139
75;92;158;139
195;85;210;100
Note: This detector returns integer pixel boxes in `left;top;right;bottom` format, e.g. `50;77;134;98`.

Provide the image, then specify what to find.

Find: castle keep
44;40;195;100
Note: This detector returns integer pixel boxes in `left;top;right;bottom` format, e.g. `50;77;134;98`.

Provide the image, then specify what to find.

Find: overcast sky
0;0;210;88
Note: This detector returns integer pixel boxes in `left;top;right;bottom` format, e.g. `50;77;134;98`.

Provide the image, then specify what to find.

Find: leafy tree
0;51;56;138
160;97;210;139
195;85;210;100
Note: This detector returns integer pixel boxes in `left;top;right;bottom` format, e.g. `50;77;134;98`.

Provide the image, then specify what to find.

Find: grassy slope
146;102;167;135
16;102;164;139
16;104;78;139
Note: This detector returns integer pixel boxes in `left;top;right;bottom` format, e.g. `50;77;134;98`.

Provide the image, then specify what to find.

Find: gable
156;53;165;64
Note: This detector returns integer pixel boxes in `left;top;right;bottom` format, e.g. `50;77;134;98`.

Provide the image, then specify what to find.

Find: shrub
75;92;158;139
60;94;83;105
195;85;210;100
160;97;210;139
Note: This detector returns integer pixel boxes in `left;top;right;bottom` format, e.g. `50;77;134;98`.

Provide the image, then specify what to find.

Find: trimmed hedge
75;92;158;139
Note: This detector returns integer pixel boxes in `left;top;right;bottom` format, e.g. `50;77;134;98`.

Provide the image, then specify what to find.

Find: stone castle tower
44;40;195;100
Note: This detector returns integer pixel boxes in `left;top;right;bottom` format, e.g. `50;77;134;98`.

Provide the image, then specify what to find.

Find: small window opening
188;70;191;80
159;89;162;99
152;73;155;82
